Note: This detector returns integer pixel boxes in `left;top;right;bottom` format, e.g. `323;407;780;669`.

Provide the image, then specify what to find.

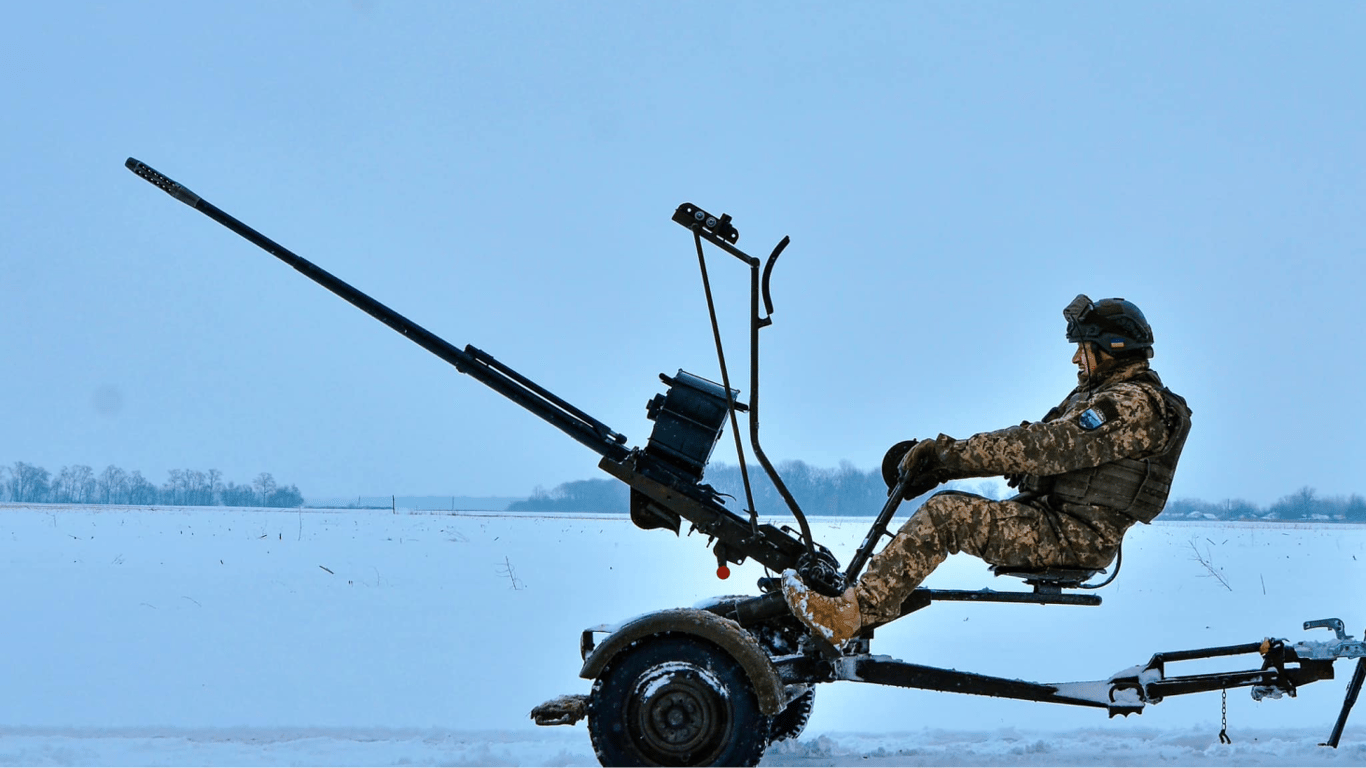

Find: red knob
716;565;731;580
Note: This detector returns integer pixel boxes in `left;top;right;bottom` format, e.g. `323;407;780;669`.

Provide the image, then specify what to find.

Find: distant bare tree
186;469;207;505
52;466;81;503
98;465;128;504
11;462;51;503
78;465;96;503
253;472;277;501
206;469;223;505
163;469;184;505
127;470;157;505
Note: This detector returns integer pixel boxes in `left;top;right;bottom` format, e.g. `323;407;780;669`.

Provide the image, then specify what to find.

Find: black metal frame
126;162;1363;747
126;160;822;578
124;160;925;592
671;204;820;560
772;630;1348;720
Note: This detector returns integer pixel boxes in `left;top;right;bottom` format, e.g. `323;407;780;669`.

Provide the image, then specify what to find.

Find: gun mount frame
124;158;823;580
126;159;1362;765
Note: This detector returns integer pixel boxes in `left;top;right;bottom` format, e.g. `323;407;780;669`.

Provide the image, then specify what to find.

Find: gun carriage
127;159;1365;767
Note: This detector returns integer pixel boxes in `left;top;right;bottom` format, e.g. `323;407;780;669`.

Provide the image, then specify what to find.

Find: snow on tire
587;634;771;767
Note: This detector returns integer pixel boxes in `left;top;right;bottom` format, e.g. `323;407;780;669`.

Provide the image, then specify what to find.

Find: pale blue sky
3;2;1363;506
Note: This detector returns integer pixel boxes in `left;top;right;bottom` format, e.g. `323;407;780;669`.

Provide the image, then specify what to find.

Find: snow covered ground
1;503;1363;766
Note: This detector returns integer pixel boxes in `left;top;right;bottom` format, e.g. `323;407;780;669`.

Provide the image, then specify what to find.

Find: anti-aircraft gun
122;158;858;596
127;159;1365;767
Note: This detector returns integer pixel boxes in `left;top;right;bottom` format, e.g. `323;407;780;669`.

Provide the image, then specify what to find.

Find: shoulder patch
1078;408;1106;430
1077;398;1120;430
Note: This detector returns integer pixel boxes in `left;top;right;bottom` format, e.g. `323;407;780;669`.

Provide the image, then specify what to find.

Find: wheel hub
631;664;730;764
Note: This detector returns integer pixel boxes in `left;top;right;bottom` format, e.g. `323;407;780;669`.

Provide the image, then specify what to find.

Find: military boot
780;569;862;646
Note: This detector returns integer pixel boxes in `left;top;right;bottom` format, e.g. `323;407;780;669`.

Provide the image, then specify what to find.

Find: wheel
587;634;771;767
768;687;814;744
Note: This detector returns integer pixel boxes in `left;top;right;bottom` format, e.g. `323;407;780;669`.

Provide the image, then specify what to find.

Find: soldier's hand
895;439;950;499
898;439;940;479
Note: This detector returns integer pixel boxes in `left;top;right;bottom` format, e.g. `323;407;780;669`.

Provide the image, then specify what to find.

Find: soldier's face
1072;343;1107;376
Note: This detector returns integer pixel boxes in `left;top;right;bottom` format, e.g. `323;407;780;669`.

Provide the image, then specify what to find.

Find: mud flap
530;693;589;726
579;608;788;716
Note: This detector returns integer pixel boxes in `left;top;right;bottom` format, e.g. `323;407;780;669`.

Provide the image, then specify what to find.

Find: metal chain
1219;689;1231;744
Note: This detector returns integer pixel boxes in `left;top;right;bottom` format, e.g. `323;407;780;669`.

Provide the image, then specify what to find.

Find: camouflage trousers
856;491;1130;625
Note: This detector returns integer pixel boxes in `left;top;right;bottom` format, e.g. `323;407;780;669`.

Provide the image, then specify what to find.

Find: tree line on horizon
0;461;304;508
509;460;1366;523
9;457;1361;523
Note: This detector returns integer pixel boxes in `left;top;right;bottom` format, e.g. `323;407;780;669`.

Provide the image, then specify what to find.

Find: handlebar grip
760;236;789;318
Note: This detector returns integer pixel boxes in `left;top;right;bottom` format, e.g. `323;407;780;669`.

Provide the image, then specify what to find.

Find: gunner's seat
989;565;1105;594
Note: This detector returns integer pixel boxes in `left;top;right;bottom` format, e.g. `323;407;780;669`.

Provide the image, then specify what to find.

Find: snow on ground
1;503;1363;765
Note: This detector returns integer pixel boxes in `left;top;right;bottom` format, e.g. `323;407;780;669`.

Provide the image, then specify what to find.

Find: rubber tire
587;634;771;767
768;687;815;744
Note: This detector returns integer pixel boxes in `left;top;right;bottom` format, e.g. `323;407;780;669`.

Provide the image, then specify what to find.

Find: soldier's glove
894;438;953;499
899;438;941;477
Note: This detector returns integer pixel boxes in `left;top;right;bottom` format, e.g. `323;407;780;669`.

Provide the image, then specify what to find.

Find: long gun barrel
124;158;630;463
125;158;813;581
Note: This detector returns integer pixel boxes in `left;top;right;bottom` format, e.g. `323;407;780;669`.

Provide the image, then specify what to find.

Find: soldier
783;294;1192;645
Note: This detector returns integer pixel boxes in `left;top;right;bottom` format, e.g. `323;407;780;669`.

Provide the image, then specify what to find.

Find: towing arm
798;618;1365;745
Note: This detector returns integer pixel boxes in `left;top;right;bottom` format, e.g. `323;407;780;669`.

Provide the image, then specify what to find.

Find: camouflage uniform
857;357;1192;625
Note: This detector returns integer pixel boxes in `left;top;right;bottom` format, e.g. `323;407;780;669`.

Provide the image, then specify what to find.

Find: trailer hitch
1298;619;1366;748
805;617;1366;739
1102;618;1365;746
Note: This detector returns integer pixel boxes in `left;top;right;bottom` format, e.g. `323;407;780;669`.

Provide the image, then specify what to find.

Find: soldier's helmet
1063;294;1154;356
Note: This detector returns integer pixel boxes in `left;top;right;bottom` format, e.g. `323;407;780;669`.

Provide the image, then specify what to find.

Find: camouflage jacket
934;359;1192;522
